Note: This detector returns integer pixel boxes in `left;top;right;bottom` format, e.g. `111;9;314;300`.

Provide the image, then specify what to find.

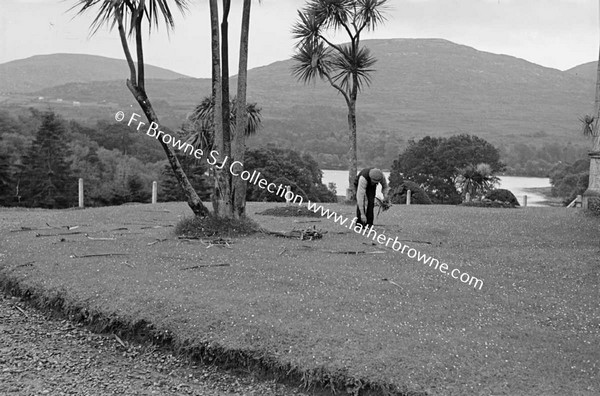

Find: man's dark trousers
356;169;377;227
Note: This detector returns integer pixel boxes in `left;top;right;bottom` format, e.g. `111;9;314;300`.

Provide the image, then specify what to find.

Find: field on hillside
0;202;598;395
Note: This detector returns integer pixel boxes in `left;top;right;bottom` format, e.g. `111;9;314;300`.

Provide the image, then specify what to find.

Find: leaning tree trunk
232;0;252;219
115;4;208;217
209;0;224;215
126;86;209;217
583;8;600;209
346;99;358;201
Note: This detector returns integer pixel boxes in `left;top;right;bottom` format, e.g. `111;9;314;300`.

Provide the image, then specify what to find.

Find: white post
78;178;84;208
406;190;412;205
285;185;292;204
465;192;471;202
522;195;527;207
152;181;157;204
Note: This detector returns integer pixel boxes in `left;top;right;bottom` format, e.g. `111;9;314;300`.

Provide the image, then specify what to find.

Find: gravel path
0;293;312;396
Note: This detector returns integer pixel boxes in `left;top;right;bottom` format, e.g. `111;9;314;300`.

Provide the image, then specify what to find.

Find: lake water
321;170;552;207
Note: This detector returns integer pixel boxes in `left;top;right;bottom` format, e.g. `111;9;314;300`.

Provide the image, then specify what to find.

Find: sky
1;0;599;78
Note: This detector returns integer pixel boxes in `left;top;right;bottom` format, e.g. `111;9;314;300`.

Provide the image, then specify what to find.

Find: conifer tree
20;112;75;208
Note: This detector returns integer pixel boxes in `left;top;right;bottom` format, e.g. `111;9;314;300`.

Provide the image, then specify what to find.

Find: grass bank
0;202;598;395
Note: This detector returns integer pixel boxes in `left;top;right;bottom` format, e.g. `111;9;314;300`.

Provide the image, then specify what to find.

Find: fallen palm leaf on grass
85;234;116;241
262;226;324;240
382;278;402;288
70;253;128;259
147;238;168;246
36;231;84;237
296;245;386;254
181;263;230;270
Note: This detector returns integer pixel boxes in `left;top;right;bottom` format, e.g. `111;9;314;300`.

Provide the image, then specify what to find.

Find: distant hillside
0;39;594;173
565;61;597;82
0;54;190;93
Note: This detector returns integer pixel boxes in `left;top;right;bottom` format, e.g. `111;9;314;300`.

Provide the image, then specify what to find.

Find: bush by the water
485;189;520;206
257;205;322;217
175;214;261;238
549;159;589;205
390;181;431;205
588;197;600;216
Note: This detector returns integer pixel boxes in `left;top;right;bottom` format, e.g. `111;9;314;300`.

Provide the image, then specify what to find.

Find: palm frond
580;114;597;137
291;41;333;84
231;98;263;136
329;44;376;91
187;96;262;147
291;10;322;48
306;0;353;31
70;0;188;36
356;0;389;31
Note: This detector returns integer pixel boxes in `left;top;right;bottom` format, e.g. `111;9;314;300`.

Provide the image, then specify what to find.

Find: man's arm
356;176;367;214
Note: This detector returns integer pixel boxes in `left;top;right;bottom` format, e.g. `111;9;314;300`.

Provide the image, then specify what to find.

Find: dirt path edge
0;269;424;396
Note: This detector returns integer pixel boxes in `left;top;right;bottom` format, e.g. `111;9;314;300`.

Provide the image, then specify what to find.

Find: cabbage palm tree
292;0;389;200
71;0;210;217
455;163;499;201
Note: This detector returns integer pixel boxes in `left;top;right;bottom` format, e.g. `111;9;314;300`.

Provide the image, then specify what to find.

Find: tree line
0;109;335;208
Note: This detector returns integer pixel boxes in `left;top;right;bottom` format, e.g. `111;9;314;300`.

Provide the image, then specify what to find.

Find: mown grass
0;202;598;395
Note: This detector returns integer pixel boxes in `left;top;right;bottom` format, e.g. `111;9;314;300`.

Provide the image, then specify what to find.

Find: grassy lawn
0;202;598;395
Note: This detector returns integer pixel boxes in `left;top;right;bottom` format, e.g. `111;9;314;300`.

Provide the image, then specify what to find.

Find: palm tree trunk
218;0;233;218
126;82;209;217
232;0;252;219
346;99;358;201
115;3;208;217
209;0;224;214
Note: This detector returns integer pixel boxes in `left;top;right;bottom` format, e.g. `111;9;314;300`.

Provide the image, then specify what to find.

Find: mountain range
0;39;595;171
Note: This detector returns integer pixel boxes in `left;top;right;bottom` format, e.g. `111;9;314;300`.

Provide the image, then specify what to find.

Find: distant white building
73;101;81;106
38;96;44;100
56;98;63;103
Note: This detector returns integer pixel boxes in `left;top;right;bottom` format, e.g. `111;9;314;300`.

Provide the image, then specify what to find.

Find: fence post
406;190;412;205
522;195;527;207
78;178;84;208
152;181;157;204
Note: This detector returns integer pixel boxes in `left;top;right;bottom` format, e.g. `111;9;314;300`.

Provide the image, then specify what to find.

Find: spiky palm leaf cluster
71;0;188;35
291;0;388;96
187;97;262;151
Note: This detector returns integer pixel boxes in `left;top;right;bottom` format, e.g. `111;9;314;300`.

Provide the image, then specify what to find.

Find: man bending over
355;168;390;227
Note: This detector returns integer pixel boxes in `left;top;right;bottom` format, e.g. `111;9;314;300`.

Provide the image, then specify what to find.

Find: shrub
390;181;431;205
588;197;600;216
461;200;516;209
175;214;261;238
485;189;520;206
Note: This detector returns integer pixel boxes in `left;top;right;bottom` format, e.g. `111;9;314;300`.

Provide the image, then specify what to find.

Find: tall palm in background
72;0;210;217
292;0;389;201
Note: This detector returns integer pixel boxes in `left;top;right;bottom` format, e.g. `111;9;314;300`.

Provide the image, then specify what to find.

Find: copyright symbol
115;111;125;122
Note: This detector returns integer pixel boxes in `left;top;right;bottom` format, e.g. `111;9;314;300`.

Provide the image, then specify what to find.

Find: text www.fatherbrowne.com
304;202;484;290
116;110;483;291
